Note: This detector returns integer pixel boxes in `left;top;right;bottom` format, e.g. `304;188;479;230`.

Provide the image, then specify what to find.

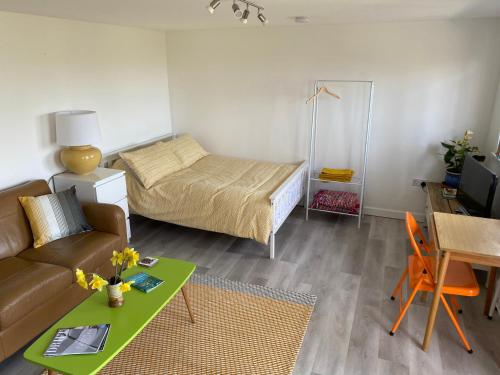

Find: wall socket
412;178;426;187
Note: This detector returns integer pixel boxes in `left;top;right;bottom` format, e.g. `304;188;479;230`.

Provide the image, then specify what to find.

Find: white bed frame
103;134;308;260
269;161;308;259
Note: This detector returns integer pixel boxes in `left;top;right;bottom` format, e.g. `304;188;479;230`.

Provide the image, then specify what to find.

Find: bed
106;134;307;259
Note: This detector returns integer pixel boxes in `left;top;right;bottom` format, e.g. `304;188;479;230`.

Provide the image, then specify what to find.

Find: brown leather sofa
0;180;127;362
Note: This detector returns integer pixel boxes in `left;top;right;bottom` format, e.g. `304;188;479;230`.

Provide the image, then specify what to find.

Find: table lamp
55;110;102;175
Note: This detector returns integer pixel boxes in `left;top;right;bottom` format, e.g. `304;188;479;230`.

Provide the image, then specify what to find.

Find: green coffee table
24;257;196;375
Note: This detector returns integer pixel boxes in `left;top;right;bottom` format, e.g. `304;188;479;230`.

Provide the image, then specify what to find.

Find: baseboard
364;207;425;222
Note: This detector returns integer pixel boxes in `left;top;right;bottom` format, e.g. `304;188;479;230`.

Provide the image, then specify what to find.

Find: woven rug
43;274;316;375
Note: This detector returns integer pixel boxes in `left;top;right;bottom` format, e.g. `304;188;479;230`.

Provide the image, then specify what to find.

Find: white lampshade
55;110;101;146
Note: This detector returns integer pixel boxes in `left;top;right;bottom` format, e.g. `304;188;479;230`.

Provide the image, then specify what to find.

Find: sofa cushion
18;186;92;248
0;180;51;260
0;257;72;330
17;231;121;280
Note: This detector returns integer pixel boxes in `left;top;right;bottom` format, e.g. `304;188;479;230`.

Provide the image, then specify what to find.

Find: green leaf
441;142;454;149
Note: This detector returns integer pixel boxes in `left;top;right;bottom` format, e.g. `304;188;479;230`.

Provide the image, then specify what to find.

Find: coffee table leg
181;286;195;323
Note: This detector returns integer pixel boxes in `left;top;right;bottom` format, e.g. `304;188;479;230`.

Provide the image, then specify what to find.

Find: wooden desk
422;212;500;351
425;182;495;304
425;182;461;215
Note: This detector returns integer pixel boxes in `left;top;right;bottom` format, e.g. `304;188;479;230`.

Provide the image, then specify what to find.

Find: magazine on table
125;272;164;293
43;324;110;357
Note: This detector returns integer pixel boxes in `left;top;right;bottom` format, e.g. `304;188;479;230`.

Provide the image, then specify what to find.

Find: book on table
44;324;110;357
139;256;159;268
125;272;164;293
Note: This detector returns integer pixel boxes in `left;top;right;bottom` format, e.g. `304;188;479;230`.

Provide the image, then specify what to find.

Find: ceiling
0;0;499;31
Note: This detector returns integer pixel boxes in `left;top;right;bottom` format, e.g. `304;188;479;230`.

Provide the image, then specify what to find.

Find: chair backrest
405;212;435;282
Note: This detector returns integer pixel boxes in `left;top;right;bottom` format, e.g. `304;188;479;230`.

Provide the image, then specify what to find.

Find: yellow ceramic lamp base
60;145;102;175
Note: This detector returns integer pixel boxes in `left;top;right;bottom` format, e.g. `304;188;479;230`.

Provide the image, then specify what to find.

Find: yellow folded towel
319;168;354;182
320;168;354;176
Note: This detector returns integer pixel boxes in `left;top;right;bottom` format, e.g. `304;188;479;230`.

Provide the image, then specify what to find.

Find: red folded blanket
310;190;360;215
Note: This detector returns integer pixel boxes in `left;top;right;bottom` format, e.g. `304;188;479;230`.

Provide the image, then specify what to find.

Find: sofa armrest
81;202;127;249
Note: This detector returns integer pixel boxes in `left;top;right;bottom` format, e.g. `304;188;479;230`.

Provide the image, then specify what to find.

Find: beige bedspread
113;155;299;244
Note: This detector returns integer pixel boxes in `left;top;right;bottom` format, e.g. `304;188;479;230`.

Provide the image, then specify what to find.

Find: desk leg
181;286;195;323
423;251;450;351
484;267;497;316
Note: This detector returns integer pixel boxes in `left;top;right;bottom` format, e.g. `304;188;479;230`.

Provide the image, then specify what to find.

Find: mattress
113;155;299;244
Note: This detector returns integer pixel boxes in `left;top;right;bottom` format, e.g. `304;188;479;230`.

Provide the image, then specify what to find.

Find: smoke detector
292;16;310;24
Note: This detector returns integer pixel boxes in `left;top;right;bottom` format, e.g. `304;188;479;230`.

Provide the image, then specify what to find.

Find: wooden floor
2;208;500;375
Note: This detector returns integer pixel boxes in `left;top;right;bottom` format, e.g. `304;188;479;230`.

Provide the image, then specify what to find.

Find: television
457;154;498;217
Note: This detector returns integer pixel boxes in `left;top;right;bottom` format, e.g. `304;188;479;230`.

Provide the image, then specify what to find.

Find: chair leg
450;295;462;315
391;268;409;300
441;295;473;353
390;278;422;335
488;282;500;319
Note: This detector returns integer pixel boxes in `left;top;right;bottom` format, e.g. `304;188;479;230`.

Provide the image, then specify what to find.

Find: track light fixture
232;1;242;18
241;4;250;24
207;0;268;25
257;11;268;25
207;0;221;14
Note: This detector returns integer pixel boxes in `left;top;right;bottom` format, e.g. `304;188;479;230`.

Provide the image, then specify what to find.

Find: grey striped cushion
19;186;92;248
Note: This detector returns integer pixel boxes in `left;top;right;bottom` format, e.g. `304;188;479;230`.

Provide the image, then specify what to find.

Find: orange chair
389;212;479;353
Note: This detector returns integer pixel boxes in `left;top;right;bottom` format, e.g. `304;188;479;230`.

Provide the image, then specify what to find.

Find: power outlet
412;178;426;187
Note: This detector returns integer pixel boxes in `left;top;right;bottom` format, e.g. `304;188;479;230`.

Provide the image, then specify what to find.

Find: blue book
125;272;164;293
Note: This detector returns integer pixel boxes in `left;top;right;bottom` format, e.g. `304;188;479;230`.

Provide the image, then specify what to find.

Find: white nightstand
53;168;131;241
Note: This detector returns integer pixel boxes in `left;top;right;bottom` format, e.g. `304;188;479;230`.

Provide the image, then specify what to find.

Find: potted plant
75;247;140;307
441;130;479;188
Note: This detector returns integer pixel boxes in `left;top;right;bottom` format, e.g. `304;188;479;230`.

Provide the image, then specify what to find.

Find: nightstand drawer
96;176;127;203
114;197;129;218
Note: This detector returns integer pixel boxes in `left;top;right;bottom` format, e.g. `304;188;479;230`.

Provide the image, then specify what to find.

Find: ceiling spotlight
232;1;243;18
241;5;250;24
257;11;268;25
207;0;221;14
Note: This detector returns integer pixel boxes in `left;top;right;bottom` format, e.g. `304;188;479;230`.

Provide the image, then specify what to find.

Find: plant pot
107;282;124;308
444;170;461;188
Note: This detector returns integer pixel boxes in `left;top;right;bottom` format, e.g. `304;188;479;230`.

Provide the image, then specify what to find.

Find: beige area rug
44;274;316;375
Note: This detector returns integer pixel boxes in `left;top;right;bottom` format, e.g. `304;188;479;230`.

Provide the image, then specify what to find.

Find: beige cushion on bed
168;134;209;168
119;134;209;189
119;142;183;189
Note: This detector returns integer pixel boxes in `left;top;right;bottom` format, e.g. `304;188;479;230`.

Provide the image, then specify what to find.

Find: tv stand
454;204;471;216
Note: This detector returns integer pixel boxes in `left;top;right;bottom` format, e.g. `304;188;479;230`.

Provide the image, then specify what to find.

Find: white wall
0;11;172;189
166;19;500;217
485;78;500;153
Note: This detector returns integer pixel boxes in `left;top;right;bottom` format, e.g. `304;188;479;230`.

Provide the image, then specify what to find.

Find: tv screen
457;154;497;217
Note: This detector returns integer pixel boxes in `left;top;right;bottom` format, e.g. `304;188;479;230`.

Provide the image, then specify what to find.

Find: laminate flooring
2;208;500;375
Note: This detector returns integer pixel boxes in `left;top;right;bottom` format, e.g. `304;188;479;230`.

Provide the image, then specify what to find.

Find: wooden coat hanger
306;86;341;104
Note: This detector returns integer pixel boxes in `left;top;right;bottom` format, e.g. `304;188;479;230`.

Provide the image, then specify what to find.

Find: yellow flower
124;247;140;268
111;250;124;266
75;268;88;290
119;280;134;293
89;274;108;292
123;247;134;258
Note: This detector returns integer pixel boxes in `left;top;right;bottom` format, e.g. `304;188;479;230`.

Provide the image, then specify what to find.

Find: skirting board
364;206;425;222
